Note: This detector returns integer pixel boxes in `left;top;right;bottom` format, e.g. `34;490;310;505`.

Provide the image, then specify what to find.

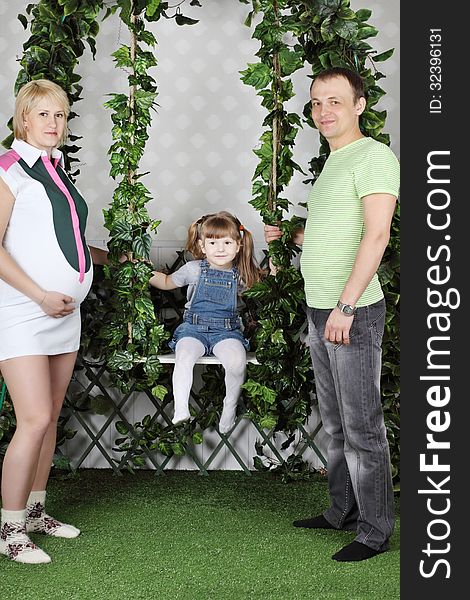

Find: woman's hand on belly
39;290;76;318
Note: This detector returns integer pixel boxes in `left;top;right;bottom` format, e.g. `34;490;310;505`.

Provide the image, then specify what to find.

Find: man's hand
324;308;354;345
264;224;282;244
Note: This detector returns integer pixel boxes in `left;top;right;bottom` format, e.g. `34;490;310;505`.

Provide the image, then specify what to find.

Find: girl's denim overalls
169;260;249;355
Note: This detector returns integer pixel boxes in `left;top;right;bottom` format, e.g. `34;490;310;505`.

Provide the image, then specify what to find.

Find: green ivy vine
93;1;203;393
98;2;168;394
239;1;313;439
79;0;206;462
239;0;400;483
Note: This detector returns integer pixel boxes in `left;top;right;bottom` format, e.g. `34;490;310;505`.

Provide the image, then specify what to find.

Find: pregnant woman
0;79;96;564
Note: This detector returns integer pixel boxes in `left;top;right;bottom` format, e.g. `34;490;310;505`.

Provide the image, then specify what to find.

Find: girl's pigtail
237;227;261;289
185;220;203;258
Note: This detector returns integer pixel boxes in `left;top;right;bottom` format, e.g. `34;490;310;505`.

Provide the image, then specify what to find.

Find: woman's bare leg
0;356;53;510
31;351;77;490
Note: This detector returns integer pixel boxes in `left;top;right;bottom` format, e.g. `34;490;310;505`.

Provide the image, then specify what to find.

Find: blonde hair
186;211;261;289
13;79;70;147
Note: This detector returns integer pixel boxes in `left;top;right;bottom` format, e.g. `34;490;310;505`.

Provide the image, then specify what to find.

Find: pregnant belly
37;263;94;304
0;260;93;307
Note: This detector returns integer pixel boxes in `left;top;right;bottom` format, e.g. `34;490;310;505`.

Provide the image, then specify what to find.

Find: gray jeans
306;299;394;550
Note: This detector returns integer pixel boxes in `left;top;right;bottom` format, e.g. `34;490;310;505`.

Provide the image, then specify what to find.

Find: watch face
337;301;355;315
337;301;354;315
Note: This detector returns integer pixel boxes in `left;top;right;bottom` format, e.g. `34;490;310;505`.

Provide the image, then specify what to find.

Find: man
265;67;399;562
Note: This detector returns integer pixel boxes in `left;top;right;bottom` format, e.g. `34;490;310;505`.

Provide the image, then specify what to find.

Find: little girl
150;211;261;433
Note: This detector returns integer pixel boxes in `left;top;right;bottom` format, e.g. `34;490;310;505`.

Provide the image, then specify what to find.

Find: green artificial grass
1;470;400;600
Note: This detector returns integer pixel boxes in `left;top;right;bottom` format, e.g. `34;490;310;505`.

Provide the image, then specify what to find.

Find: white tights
172;337;247;433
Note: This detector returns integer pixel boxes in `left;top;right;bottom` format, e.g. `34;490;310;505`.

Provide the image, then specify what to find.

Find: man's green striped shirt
300;137;400;309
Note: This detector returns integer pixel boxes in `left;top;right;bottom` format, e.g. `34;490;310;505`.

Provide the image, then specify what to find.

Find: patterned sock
26;491;80;539
0;508;51;564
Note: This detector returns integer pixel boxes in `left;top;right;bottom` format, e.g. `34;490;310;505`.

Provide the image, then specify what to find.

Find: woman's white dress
0;139;93;360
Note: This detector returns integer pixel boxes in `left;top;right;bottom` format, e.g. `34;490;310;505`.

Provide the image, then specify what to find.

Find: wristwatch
336;300;356;316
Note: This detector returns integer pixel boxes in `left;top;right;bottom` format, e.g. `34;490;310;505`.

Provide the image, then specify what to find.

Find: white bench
156;352;259;365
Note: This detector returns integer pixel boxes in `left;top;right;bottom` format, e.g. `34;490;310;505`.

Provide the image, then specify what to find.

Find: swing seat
156;352;259;365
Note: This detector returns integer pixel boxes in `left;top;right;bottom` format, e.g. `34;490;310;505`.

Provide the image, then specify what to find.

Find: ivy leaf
104;93;129;111
242;380;277;405
320;17;335;42
255;440;264;456
355;8;372;22
152;384;168;400
27;46;51;63
116;421;129;435
37;3;55;20
332;18;359;40
175;14;199;26
259;414;278;430
145;0;161;18
357;25;378;40
304;0;341;18
89;20;99;37
373;48;394;62
132;233;152;258
278;48;304;77
111;220;133;241
244;10;255;28
172;442;186;455
90;394;114;415
144;355;163;381
108;350;134;372
63;0;79;17
135;52;158;75
240;63;272;90
139;30;157;46
112;45;132;68
271;329;286;346
192;432;203;445
253;456;269;471
18;14;28;29
116;0;132;25
158;441;172;456
135;296;155;318
361;110;383;129
337;7;356;20
135;89;157;110
132;320;147;342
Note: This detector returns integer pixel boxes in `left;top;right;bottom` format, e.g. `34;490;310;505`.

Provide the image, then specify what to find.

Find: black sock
332;541;386;562
292;514;336;529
